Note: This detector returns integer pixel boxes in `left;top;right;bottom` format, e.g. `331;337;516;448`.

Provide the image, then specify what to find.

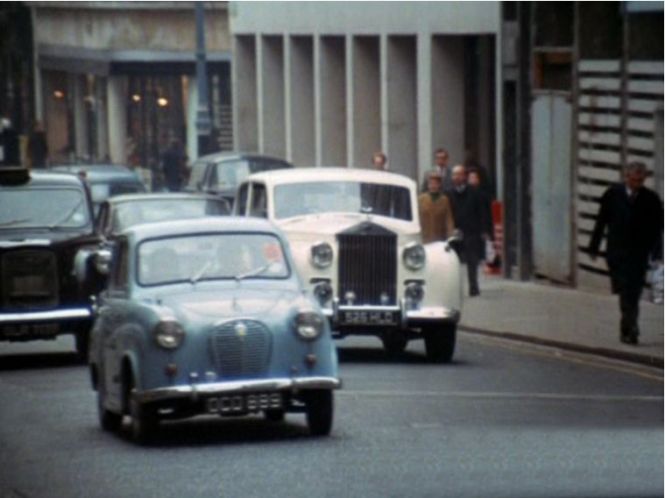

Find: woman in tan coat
418;169;454;244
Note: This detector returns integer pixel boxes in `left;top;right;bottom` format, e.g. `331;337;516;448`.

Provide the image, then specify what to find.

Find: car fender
421;241;463;316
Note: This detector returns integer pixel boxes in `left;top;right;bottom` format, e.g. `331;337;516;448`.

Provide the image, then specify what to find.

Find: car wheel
264;409;285;422
424;324;456;363
129;392;158;444
305;390;334;436
381;332;408;356
75;331;89;363
97;386;122;433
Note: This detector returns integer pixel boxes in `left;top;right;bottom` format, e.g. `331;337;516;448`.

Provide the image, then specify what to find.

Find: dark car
52;164;146;215
186;152;292;205
95;193;231;239
0;167;100;358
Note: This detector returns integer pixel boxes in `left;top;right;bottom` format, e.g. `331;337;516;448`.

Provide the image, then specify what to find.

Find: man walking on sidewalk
589;161;663;345
447;164;490;297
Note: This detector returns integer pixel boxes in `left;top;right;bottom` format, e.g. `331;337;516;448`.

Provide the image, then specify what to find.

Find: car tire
264;409;285;422
97;386;122;433
424;324;456;363
129;392;158;444
381;332;408;356
305;390;334;436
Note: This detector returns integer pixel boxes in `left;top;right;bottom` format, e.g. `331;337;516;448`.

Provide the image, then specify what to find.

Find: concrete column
72;74;89;161
107;76;127;165
417;35;433;183
233;35;258;152
319;36;347;167
431;36;465;166
95;76;109;161
258;35;286;158
345;34;354;168
387;35;418;178
380;35;389;158
350;36;381;168
476;37;492;173
186;76;199;161
286;36;315;166
494;34;504;202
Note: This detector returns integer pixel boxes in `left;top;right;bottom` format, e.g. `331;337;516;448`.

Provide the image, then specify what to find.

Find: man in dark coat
447;164;490;297
27;120;49;169
589;161;663;345
161;139;185;192
421;148;454;193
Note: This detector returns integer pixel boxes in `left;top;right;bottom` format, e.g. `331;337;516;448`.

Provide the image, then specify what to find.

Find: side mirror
94;248;113;275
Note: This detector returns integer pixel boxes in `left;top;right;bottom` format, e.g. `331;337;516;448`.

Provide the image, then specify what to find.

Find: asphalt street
0;333;662;498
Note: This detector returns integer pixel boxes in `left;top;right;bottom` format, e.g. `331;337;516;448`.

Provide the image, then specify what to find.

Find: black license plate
340;310;399;326
1;323;60;339
206;392;283;414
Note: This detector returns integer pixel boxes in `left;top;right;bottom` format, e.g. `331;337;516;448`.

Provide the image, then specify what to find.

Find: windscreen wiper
48;199;84;229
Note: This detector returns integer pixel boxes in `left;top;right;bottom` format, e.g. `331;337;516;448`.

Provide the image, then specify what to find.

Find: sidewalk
459;275;664;368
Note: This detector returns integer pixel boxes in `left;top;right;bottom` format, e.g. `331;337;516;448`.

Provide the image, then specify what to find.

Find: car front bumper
134;376;342;405
0;307;92;324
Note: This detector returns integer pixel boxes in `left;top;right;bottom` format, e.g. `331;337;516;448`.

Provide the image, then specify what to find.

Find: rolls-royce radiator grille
1;250;58;310
210;320;271;378
337;225;397;306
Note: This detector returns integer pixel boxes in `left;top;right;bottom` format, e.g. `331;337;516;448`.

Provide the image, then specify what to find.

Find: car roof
106;192;225;205
125;216;281;242
248;167;416;189
0;169;87;189
193;151;292;165
51;164;141;182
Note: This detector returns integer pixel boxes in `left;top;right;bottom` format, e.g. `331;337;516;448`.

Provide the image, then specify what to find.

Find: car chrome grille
210;320;271;379
337;222;397;305
1;250;59;310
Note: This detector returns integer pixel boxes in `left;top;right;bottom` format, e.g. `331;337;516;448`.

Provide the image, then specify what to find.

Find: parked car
95;192;230;240
52;164;146;215
0;167;99;358
235;168;463;362
88;217;340;443
186;152;293;205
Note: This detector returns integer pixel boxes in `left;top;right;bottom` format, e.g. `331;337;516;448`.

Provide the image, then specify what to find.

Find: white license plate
1;323;60;339
340;310;399;326
207;392;283;414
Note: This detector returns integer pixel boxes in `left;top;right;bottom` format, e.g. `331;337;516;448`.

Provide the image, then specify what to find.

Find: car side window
249;183;268;218
109;240;129;293
236;183;249;216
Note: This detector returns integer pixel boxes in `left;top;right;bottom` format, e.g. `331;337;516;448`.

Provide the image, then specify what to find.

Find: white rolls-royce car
235;168;463;362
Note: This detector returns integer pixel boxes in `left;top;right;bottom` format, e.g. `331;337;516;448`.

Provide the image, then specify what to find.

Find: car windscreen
0;187;90;229
138;233;290;286
273;181;413;221
113;199;228;232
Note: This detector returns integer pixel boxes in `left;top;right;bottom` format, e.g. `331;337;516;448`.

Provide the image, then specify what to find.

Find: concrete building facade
31;2;232;182
230;1;502;189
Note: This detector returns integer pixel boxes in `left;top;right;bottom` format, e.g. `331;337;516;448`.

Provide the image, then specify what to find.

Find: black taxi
0;167;100;359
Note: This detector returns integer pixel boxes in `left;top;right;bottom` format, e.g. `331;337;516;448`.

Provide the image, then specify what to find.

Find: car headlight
154;320;185;349
310;242;333;269
403;242;426;270
313;280;333;306
294;310;324;341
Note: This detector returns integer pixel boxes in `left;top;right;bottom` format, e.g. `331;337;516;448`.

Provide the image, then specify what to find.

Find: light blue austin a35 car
88;217;340;443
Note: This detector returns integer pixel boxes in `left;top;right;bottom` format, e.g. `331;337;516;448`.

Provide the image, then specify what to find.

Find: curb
459;325;664;370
